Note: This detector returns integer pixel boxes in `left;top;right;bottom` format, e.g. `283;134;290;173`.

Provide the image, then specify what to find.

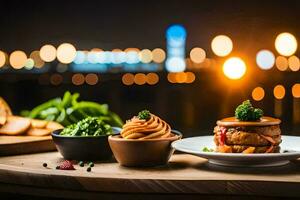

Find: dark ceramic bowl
51;127;121;161
108;130;182;167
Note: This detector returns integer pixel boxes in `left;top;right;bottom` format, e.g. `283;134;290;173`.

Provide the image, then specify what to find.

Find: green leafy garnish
21;91;123;127
235;100;263;121
202;147;214;152
138;110;151;120
60;117;112;136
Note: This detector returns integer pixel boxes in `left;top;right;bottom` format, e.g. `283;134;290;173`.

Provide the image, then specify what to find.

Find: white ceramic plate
172;135;300;167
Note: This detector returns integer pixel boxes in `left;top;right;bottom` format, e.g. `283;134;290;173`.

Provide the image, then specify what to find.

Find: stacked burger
214;100;281;153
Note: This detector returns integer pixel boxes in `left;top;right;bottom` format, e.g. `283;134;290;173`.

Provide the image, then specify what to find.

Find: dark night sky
1;0;300;57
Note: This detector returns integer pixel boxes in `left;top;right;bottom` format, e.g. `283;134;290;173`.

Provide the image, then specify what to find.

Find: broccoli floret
138;110;151;120
235;100;263;121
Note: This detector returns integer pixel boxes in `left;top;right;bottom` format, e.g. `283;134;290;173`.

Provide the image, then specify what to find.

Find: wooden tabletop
0;152;300;199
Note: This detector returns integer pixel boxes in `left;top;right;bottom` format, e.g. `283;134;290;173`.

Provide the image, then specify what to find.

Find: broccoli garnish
138;110;151;120
235;100;263;121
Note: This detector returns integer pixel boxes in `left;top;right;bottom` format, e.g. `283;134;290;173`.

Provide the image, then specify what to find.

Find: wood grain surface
0;136;56;156
0;152;300;198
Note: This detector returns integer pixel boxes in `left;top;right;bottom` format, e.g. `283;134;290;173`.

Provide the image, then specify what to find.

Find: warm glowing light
152;48;166;63
190;47;206;63
24;58;34;70
9;50;27;69
288;56;300;71
211;35;233;57
185;72;196;83
146;73;159;85
252;87;265;101
0;51;6;68
167;73;176;83
222;57;246;80
85;73;98;85
256;50;275;70
30;50;45;68
175;72;187;83
122;73;134;85
72;73;85;85
139;49;152;63
275;56;288;71
57;43;76;64
292;84;300;98
134;73;146;85
275;32;297;56
40;44;56;62
50;74;63;85
273;85;286;99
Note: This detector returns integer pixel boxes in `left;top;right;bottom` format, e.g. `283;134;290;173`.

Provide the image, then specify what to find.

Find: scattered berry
88;162;94;167
42;163;47;167
56;166;60;170
57;160;75;170
79;161;84;167
87;167;91;172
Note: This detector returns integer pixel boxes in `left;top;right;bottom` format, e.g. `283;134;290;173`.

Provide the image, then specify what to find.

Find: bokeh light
288;55;300;71
139;49;152;63
275;56;288;71
167;73;176;83
275;32;297;56
50;74;63;85
0;51;6;68
9;50;27;69
57;43;77;64
146;73;159;85
222;57;246;80
85;73;99;85
292;84;300;98
165;57;186;72
30;50;45;68
211;35;233;57
122;73;134;85
24;58;34;70
273;85;286;99
185;72;196;83
74;51;86;64
252;87;265;101
256;50;275;70
40;44;56;62
175;72;187;83
152;48;166;63
72;73;85;85
190;47;206;63
134;73;147;85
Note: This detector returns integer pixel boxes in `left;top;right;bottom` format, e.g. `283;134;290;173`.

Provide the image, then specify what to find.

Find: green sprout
235;100;263;121
138;110;151;120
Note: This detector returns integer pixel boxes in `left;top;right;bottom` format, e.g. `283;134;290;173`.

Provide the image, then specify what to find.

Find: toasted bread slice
0;116;31;135
46;121;63;130
27;128;52;136
31;119;48;128
0;97;12;115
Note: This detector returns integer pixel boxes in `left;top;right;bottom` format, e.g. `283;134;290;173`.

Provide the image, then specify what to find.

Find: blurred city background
0;0;300;136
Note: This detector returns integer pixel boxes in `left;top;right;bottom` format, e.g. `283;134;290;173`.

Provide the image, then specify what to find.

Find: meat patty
216;145;280;153
214;125;282;146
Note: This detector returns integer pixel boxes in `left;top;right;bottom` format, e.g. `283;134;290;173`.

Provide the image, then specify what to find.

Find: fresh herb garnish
202;147;214;152
138;110;151;120
235;100;263;121
60;117;112;136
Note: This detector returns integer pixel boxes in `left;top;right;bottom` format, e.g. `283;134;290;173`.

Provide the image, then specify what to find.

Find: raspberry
58;160;75;170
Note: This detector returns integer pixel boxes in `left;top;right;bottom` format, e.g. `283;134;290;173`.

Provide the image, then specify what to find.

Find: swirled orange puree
120;111;172;139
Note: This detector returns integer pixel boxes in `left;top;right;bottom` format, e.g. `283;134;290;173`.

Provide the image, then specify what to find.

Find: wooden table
0;152;300;199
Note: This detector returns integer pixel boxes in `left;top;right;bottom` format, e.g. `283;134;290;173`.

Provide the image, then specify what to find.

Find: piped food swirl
121;110;172;139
